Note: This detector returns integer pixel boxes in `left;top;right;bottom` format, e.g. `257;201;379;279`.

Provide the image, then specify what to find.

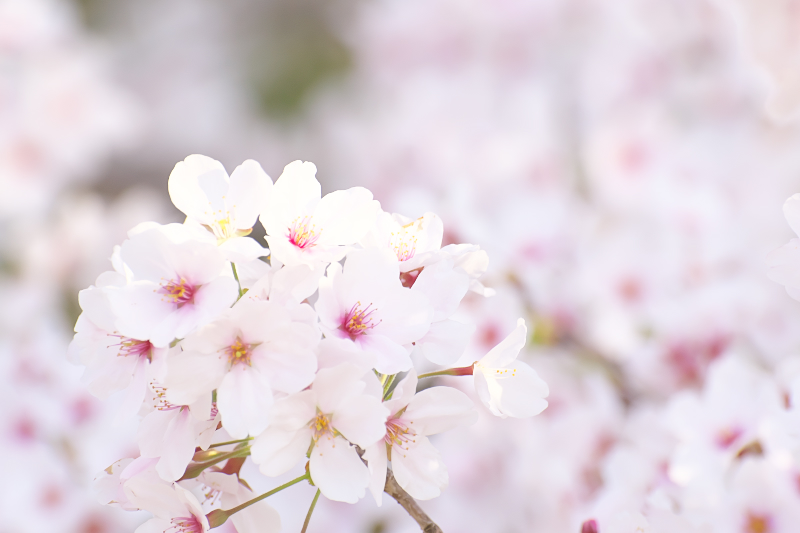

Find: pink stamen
111;336;153;361
167;516;204;533
287;216;321;249
384;417;416;450
159;278;196;306
150;381;181;412
340;301;381;340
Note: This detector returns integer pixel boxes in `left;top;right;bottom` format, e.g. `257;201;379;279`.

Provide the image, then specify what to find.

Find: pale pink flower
473;318;549;418
315;247;433;374
189;472;281;533
168;154;271;262
260;160;380;267
250;364;388;503
163;298;318;439
363;370;477;504
361;211;444;272
104;225;239;347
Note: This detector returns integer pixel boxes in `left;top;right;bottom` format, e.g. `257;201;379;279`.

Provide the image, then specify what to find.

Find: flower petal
309;436;369;503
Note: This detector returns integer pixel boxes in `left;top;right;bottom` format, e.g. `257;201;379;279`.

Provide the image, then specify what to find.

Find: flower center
745;512;772;533
224;338;252;366
151;382;180;411
112;336;153;361
389;222;419;262
168;515;203;533
310;412;333;442
340;301;380;340
159;278;196;306
288;216;321;249
384;417;416;450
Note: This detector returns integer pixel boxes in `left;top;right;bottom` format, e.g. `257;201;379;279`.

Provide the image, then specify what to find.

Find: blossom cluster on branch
69;154;549;532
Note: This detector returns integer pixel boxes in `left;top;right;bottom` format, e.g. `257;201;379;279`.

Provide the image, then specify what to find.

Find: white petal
312;364;367;413
163;352;226;407
766;238;800;288
135;518;173;533
392;436;448;501
227;159;273;230
477;361;549;418
168;154;228;224
251;426;313;477
383;370;418;416
138;409;175;457
360;334;413;375
418;319;475;366
309;436;369;503
402;386;477;436
261;160;320;236
479;318;527;368
333;394;389;448
217;365;274;439
363;442;388;506
411;259;469;320
230;499;281;533
784;193;800;237
314;187;380;245
156;409;197;481
219;237;269;263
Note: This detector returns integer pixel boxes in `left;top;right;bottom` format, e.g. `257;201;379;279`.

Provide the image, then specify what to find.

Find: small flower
473;318;549;418
260;160;379;267
363;370;477;504
168;154;272;262
250;364;389;503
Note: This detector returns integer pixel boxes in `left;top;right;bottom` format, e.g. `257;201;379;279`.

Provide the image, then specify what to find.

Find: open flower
250;364;388;503
364;370;477;504
189;472;281;533
315;247;433;373
128;482;210;533
168;154;272;262
259;160;379;267
137;383;219;482
361;211;444;272
163;298;319;439
104;225;239;347
473;318;549;418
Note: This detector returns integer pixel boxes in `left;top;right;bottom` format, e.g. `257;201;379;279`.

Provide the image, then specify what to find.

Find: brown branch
383;469;443;533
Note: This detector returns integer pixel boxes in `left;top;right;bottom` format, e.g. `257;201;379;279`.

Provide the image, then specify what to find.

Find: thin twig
383;469;443;533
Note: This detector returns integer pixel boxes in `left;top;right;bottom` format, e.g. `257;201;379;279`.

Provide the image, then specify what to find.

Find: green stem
382;374;397;400
208;437;253;449
300;489;321;533
207;473;310;527
417;363;475;380
231;263;244;299
181;446;251;480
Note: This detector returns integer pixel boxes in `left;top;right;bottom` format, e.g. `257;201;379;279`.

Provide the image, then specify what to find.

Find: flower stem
382;373;397;400
417;363;475;380
208;437;253;448
180;446;251;480
231;263;244;299
207;473;310;528
300;489;321;533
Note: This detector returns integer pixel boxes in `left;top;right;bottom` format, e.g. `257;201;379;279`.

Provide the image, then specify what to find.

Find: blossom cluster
70;155;549;532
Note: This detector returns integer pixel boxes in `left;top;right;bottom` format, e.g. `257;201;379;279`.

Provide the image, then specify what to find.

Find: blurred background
5;0;800;531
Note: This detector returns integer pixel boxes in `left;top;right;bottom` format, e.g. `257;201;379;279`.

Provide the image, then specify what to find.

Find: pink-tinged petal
767;238;800;288
359;334;413;375
363;442;388;506
478;361;549;419
418;319;475;366
196;411;220;450
156;409;197;481
163;352;226;407
168;154;228;224
230;499;281;533
124;475;183;519
268;390;318;430
261;161;320;237
392;436;448;501
83;343;140;398
106;282;174;344
314;187;380;245
383;371;418;416
217;365;274;439
219;237;269;263
411;259;469;320
333;395;389;448
316;337;377;371
174;484;210;527
138;409;175;457
473;370;493;416
310;436;369;503
313;363;367;413
402;386;477;436
189;276;239;324
78;286;117;332
315;262;343;330
784;193;800;237
115;357;149;420
254;341;317;395
479;318;527;368
251;426;313;477
134;518;173;533
227;159;272;230
372;287;433;346
268;262;325;304
339;248;399;300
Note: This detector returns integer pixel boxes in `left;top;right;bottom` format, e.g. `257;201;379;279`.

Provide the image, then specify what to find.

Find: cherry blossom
250;364;389;503
162;298;319;439
259;160;380;267
104;225;239;347
315;247;434;374
364;370;477;504
473;318;549;418
168;154;271;262
362;211;444;272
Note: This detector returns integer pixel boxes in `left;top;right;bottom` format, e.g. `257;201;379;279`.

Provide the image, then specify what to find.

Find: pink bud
581;519;599;533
